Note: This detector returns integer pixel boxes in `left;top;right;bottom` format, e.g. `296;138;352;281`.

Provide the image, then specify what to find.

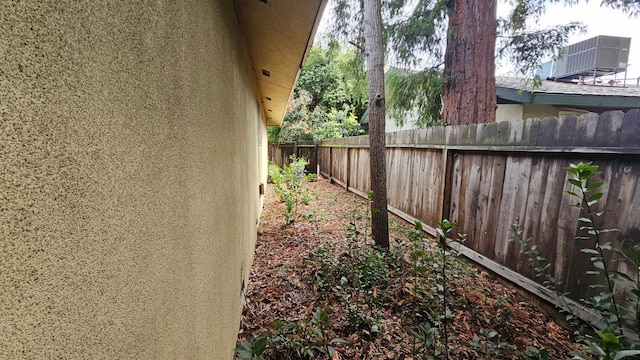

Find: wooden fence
319;109;640;322
268;142;318;174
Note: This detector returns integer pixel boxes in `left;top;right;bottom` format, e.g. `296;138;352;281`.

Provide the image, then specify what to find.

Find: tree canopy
268;43;367;144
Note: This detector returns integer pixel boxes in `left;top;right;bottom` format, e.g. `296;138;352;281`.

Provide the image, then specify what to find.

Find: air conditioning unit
535;60;555;79
554;35;631;80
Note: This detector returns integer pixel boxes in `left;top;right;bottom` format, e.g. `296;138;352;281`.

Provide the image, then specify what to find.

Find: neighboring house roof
496;76;640;112
234;0;328;126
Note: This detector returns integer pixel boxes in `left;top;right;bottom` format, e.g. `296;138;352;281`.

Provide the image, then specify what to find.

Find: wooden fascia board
496;87;533;103
497;87;640;109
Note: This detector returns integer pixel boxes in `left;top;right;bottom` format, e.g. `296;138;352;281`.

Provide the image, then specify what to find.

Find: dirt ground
237;177;580;359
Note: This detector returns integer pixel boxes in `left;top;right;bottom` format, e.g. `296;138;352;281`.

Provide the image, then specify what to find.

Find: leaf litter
237;177;580;359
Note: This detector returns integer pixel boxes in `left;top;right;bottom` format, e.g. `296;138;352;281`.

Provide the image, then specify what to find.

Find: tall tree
364;0;390;248
442;0;497;125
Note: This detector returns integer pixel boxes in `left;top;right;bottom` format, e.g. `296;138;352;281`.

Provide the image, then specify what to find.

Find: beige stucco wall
522;104;560;119
1;1;265;358
496;104;524;122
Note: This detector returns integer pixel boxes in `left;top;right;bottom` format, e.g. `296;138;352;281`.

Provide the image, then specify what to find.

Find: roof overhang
495;77;640;112
497;87;640;111
234;0;328;126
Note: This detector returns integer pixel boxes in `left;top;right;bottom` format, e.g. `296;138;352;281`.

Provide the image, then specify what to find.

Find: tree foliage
269;43;367;144
386;67;443;127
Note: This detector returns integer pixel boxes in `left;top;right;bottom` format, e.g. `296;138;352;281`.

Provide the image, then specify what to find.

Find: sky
316;1;640;81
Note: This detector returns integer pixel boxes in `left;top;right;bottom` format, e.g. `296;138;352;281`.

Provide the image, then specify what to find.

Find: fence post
329;145;333;181
439;146;454;229
314;144;319;174
346;147;351;191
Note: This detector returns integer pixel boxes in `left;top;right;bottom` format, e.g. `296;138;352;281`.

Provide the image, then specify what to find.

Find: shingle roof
496;76;640;98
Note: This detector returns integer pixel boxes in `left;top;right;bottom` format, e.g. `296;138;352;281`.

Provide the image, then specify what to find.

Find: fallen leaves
237;177;580;359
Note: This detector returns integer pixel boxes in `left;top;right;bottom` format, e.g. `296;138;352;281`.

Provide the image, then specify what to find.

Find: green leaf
612;270;632;281
568;178;582;187
327;345;336;357
599;242;612;251
566;163;579;174
586;181;603;192
599;229;619;234
581;248;599;255
599;330;619;345
593;261;605;270
236;342;258;359
254;333;268;354
614;350;640;360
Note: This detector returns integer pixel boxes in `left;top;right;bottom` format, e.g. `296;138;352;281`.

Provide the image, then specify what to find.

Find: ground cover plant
237;176;581;359
268;156;315;224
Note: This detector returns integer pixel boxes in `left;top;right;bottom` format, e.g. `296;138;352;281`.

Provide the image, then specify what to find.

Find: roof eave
234;0;328;126
497;87;640;109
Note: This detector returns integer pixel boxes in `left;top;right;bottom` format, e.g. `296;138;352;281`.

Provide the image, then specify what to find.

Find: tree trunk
443;0;497;125
363;0;389;248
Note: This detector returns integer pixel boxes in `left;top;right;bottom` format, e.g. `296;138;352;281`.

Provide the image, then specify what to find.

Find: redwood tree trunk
443;0;497;125
363;0;389;248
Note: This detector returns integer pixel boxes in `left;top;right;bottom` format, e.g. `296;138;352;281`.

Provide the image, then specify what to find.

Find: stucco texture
1;1;264;358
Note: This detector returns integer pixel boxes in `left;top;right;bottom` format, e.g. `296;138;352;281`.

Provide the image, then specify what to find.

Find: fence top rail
269;142;317;147
319;143;640;155
320;109;640;151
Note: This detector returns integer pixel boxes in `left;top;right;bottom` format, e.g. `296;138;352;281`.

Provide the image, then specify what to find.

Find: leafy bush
236;308;345;360
268;156;314;224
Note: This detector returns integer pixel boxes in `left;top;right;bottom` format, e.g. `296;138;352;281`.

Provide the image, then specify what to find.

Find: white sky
317;1;640;80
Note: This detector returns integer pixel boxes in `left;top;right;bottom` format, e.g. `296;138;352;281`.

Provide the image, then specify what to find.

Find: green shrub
268;156;314;224
237;308;345;360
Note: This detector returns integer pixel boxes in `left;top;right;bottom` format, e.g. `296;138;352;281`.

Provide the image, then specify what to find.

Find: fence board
319;146;330;177
268;142;318;173
497;156;532;270
536;160;566;283
331;147;348;186
350;148;370;192
423;149;444;226
449;153;464;232
554;162;583;287
461;154;483;249
474;154;505;259
516;157;551;279
387;148;412;215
